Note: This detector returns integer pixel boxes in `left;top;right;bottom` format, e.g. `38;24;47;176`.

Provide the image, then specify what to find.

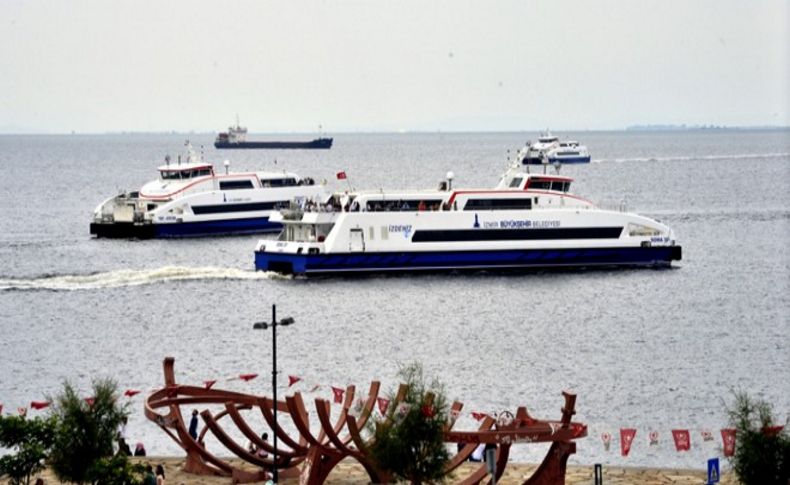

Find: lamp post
254;304;294;484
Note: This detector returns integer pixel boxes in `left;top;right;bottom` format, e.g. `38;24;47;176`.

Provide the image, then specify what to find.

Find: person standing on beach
143;465;156;485
188;409;199;440
155;464;165;485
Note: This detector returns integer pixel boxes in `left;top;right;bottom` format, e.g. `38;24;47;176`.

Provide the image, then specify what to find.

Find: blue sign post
707;458;720;484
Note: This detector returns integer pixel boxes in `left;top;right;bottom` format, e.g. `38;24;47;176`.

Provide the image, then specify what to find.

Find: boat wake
0;266;284;291
592;152;790;163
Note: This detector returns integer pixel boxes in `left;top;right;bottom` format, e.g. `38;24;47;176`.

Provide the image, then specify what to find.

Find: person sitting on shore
155;464;165;485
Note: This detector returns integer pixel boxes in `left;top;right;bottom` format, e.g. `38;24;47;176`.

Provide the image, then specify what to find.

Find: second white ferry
90;143;327;238
254;164;681;275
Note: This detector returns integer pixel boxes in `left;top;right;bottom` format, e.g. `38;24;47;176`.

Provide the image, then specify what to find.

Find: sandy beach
12;457;740;484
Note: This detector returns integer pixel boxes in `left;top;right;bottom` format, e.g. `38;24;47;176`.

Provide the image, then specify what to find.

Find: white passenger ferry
521;132;591;165
254;164;681;275
90;143;327;238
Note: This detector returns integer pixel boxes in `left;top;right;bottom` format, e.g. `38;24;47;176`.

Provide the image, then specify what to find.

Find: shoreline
13;457;740;484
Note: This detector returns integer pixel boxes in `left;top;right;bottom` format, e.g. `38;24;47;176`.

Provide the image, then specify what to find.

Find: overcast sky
1;0;787;133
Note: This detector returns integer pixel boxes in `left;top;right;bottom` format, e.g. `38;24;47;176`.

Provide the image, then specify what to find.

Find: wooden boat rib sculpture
145;357;587;484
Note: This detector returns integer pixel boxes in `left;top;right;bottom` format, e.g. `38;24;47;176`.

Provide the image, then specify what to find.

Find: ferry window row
364;199;445;212
220;180;255;190
160;168;212;180
463;198;533;211
261;178;297;187
528;180;570;192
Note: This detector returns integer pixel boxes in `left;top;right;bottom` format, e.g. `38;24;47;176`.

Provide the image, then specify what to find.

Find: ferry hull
255;246;682;275
91;217;281;239
214;138;333;150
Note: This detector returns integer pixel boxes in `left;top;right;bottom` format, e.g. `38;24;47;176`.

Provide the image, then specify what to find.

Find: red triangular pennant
239;373;258;382
30;401;50;410
84;397;95;407
721;428;736;457
203;380;217;390
620;428;636;456
421;405;436;418
471;412;487;422
18;407;27;416
288;375;302;387
762;425;784;437
377;397;390;415
331;386;344;404
672;429;691;451
123;389;141;398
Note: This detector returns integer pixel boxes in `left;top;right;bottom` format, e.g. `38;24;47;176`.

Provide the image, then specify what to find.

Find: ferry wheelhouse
254;166;681;275
90;144;326;238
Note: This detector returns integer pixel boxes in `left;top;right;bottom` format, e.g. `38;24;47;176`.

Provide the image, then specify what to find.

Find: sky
0;0;788;133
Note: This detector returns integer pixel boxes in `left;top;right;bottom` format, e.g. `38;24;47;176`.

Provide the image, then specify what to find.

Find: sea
0;130;788;470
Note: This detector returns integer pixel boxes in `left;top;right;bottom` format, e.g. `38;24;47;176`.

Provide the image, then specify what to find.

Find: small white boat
520;132;591;165
90;142;327;238
254;162;681;275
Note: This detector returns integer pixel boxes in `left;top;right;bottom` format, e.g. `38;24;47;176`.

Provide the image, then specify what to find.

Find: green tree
726;391;790;485
367;362;450;484
48;378;140;484
0;414;57;485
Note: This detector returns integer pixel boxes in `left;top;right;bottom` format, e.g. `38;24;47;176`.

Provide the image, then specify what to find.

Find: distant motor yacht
520;132;591;165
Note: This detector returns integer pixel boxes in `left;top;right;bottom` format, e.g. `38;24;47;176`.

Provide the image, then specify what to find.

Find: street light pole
254;304;294;485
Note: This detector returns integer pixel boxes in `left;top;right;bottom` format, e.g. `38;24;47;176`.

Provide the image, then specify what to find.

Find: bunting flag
18;407;27;416
649;430;659;446
336;171;347;180
396;402;412;417
376;397;390;415
238;374;258;382
288;375;302;387
84;397;95;407
701;429;714;442
30;401;51;410
331;386;344;404
421;405;436;418
762;425;784;437
672;429;691;451
620;428;636;456
203;380;217;390
601;432;612;451
471;412;487;422
721;428;736;457
124;389;141;398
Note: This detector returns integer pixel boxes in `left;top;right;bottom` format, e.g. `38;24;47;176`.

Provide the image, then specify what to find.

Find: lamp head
279;317;295;326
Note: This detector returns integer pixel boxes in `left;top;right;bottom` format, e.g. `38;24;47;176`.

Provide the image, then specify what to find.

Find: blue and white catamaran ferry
90;143;327;238
253;162;682;275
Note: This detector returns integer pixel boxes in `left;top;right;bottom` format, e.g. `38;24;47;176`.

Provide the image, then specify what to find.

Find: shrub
367;362;450;484
726;391;790;485
0;415;57;485
47;378;138;484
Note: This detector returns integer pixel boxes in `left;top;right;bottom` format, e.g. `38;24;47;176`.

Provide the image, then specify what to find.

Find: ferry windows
551;181;570;192
219;180;254;190
509;177;523;188
627;223;661;236
528;180;552;190
463;198;533;211
381;226;389;240
261;178;298;187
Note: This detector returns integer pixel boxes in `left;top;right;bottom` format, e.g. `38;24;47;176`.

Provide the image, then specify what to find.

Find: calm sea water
0;130;788;469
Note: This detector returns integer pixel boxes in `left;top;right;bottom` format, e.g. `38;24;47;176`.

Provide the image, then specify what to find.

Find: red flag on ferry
124;389;141;398
18;407;27;416
721;428;736;457
377;397;390;415
239;374;258;382
288;375;302;387
30;401;50;410
672;429;691;451
331;386;344;404
203;380;217;390
84;397;95;407
620;428;636;456
471;412;487;422
336;171;347;180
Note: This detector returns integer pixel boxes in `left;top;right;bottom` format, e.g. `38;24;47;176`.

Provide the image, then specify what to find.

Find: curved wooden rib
445;416;496;475
225;403;303;463
258;396;308;454
316;384;355;445
285;393;327;449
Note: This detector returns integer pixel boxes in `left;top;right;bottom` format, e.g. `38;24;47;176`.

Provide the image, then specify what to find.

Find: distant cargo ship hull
214;138;333;149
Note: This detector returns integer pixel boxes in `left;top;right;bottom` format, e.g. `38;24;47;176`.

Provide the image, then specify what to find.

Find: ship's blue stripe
154;218;280;238
255;246;681;274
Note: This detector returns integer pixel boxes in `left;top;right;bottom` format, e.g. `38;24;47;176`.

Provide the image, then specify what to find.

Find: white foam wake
0;266;283;291
592;152;790;163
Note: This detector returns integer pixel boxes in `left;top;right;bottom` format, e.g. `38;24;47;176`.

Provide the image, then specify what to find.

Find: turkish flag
721;428;736;457
336;171;347;180
377;397;390;415
288;375;301;387
124;389;141;398
238;373;258;382
84;397;95;407
421;405;436;418
672;429;691;451
331;386;344;404
30;401;50;410
620;428;637;457
203;380;217;389
471;412;487;422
